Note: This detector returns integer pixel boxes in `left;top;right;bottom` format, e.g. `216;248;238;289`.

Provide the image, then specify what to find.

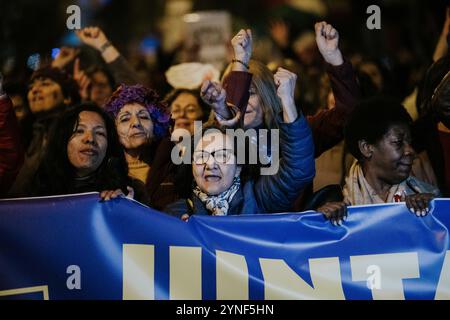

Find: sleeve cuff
325;58;353;77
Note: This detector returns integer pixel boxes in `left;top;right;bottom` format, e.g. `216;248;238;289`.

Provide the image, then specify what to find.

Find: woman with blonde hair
203;22;360;159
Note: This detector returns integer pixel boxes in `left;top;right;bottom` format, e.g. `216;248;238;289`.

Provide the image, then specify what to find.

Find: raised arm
433;7;450;63
201;29;253;127
76;27;141;85
255;68;315;212
307;21;360;157
223;29;253;121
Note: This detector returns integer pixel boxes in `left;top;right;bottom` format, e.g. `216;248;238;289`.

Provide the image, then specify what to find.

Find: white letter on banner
216;250;249;300
170;246;202;300
350;252;419;300
435;250;450;300
260;257;345;299
122;244;154;300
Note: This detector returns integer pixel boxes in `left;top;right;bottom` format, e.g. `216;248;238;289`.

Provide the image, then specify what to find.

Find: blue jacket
164;114;315;217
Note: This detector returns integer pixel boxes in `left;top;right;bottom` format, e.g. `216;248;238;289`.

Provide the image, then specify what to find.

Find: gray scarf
193;177;241;216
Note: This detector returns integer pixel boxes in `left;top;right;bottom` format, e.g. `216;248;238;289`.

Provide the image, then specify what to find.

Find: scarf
193;177;241;216
343;161;440;205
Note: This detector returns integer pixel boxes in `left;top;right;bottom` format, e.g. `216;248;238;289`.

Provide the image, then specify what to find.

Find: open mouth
175;120;191;128
398;162;412;170
32;96;44;102
204;174;221;182
79;148;98;156
130;132;146;138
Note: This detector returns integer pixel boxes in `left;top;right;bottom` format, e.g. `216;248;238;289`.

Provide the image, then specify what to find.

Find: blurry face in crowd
90;71;113;107
170;92;204;135
116;103;154;150
360;62;383;91
364;124;416;185
192;131;241;196
67;111;108;177
297;45;317;67
244;85;264;129
27;77;67;113
11;95;27;121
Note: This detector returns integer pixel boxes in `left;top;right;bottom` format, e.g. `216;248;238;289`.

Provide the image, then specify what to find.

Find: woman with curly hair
104;84;173;208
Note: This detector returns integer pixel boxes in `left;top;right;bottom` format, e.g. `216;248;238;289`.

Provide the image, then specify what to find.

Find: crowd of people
1;8;449;226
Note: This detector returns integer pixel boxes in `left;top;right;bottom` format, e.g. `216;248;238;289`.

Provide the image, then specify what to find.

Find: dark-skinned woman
317;97;440;225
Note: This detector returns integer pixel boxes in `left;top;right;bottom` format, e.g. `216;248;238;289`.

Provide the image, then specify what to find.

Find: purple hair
104;84;171;138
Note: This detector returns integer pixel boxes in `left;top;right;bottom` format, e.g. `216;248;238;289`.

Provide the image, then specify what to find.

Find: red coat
0;95;24;196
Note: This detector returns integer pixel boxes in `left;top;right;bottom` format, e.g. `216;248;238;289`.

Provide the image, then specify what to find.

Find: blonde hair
222;59;282;129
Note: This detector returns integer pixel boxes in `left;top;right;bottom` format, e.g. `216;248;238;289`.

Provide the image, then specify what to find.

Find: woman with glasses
164;88;211;135
143;28;252;210
164;64;316;219
134;88;213;210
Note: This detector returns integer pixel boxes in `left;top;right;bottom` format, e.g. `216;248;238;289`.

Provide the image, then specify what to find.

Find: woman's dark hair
33;102;129;196
345;96;413;161
163;88;211;123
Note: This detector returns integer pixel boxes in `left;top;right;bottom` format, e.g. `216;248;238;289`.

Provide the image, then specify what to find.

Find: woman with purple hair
104;84;173;207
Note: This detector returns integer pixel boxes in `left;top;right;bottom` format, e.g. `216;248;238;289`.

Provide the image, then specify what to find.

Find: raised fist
231;29;253;65
314;21;343;66
75;27;109;52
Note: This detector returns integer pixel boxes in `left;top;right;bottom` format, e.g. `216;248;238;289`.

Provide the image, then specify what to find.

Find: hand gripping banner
1;193;450;300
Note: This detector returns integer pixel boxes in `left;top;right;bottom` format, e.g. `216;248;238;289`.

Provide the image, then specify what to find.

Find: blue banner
1;193;450;300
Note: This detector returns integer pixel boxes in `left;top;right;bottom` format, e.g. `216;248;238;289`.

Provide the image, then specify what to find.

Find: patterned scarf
193;177;241;216
343;161;440;205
